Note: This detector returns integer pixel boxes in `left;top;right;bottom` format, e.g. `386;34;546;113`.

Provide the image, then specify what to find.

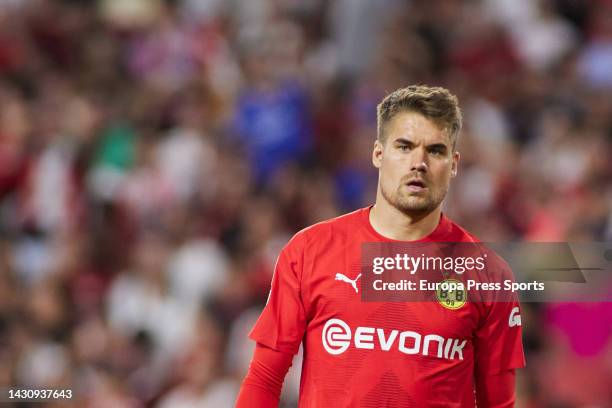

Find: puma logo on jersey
335;273;362;293
508;307;522;327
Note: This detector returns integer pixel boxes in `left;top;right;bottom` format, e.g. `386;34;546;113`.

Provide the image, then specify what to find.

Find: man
236;85;525;407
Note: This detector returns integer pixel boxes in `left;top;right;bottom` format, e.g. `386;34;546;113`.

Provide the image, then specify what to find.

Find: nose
409;147;428;173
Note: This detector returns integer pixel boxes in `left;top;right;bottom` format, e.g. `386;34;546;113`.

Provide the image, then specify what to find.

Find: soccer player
236;85;525;407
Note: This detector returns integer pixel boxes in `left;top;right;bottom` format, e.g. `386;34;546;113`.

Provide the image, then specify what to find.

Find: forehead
385;111;451;145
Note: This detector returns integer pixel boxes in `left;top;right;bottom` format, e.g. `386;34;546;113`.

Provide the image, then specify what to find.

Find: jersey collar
360;205;454;242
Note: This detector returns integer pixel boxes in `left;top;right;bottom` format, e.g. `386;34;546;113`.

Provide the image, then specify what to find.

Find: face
372;111;459;216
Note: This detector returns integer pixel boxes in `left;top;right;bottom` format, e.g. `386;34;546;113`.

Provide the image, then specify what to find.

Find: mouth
404;179;427;192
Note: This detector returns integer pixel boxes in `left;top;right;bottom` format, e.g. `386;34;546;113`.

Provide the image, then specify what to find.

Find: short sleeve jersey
250;207;525;407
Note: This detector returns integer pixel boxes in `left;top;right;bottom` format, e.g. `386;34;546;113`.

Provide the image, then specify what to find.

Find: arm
473;255;525;407
235;343;294;408
475;368;516;408
237;233;308;406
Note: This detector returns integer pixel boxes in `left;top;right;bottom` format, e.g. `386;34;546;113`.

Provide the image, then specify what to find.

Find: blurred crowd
0;0;611;407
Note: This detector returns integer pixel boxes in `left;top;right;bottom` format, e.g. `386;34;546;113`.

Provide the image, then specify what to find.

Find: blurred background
0;0;611;406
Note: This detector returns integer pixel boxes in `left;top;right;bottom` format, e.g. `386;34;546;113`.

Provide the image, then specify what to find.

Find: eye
398;145;409;151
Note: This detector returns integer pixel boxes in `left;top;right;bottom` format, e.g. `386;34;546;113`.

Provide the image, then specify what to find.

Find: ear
372;140;383;169
451;151;460;178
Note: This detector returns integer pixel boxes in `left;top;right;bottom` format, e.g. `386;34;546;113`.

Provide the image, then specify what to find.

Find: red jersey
250;207;525;407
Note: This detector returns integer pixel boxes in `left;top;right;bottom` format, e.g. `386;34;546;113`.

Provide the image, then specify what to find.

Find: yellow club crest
436;279;467;310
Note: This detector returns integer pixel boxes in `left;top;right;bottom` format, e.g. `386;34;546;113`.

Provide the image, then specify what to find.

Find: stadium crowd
0;0;610;406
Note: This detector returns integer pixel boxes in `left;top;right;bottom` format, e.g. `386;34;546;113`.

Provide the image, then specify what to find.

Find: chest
302;242;481;341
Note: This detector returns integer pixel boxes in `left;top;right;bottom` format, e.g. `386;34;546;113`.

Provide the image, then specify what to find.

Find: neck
370;191;443;241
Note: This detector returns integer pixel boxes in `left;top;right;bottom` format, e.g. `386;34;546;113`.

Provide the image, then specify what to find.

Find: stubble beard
380;182;445;217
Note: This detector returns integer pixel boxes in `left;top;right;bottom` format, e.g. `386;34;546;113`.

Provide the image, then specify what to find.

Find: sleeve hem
249;333;300;355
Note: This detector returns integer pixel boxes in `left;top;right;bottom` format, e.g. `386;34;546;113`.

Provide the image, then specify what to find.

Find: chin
395;200;435;214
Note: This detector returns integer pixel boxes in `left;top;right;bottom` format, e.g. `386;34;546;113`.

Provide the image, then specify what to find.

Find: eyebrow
427;143;448;151
394;138;449;150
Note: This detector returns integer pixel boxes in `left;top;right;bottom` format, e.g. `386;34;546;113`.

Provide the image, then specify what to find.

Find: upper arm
473;300;523;406
473;256;525;404
249;233;308;354
475;368;516;408
473;299;525;375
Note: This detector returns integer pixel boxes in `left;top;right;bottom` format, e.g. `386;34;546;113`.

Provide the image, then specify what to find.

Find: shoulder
300;207;364;240
444;216;481;243
285;208;366;251
442;217;511;268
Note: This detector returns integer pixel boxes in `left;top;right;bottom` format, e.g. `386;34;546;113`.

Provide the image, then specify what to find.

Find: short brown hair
376;85;462;148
